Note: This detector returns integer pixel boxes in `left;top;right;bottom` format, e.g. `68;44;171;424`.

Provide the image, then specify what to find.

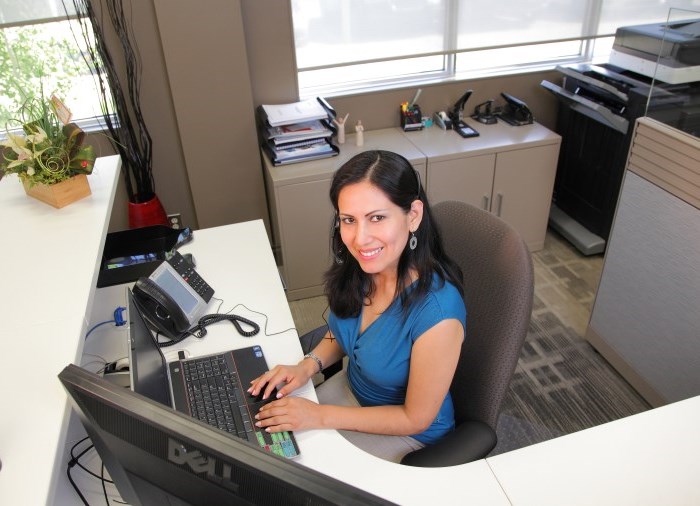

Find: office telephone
132;251;215;339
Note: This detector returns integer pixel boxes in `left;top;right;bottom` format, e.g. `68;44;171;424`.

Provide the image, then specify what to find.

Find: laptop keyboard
182;354;298;458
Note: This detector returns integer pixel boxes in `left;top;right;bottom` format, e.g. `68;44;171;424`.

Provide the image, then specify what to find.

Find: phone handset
133;277;191;338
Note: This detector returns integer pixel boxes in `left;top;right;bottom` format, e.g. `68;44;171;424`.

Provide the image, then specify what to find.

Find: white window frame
293;1;624;99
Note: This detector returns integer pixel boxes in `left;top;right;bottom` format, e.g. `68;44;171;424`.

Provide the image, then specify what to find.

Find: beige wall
104;0;562;239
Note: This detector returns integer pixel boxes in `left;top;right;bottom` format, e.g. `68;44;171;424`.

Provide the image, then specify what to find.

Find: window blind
0;0;76;29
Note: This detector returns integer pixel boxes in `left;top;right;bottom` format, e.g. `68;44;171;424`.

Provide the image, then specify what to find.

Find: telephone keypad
168;251;215;302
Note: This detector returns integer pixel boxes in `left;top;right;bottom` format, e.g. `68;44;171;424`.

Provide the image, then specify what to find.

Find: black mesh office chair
400;200;533;467
301;200;533;467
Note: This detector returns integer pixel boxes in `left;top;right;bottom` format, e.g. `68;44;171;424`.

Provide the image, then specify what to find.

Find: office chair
301;200;533;467
400;200;533;467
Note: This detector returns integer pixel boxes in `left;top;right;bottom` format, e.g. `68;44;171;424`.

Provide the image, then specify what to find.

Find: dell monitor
59;364;394;506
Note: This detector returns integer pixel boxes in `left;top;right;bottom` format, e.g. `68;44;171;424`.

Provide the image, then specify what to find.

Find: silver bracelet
303;352;323;373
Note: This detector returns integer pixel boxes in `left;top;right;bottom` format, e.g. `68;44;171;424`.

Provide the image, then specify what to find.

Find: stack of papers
261;98;332;127
258;97;339;166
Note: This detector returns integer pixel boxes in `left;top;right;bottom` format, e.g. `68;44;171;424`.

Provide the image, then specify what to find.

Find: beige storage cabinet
263;129;426;300
402;120;561;251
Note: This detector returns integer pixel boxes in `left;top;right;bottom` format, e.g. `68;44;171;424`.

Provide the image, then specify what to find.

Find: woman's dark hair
324;150;463;318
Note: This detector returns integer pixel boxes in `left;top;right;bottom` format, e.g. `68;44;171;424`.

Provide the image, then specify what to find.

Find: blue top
327;273;467;444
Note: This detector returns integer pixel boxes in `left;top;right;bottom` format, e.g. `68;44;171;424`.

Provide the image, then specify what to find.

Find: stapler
448;89;473;127
448;89;480;138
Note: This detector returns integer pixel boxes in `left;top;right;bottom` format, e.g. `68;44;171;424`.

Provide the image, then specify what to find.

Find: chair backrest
432;200;533;430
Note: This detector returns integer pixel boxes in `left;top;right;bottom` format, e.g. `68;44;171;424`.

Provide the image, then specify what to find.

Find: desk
487;395;700;505
82;219;510;505
4;160;699;505
0;156;120;505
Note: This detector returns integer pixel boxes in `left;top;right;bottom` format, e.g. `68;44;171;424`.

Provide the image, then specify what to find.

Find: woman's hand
255;396;322;432
248;363;313;400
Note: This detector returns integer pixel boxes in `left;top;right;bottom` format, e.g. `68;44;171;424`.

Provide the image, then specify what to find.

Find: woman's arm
255;318;464;436
249;329;346;400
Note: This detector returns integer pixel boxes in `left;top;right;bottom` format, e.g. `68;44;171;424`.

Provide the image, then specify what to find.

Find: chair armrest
400;420;497;467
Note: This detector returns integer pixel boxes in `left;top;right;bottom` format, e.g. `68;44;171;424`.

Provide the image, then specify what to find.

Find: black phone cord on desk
156;313;261;347
194;313;260;338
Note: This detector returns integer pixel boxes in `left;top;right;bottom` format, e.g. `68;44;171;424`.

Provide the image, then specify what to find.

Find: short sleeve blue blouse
327;273;467;444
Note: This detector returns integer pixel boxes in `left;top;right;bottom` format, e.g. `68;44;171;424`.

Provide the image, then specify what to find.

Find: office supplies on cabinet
434;111;453;130
258;97;339;165
472;99;498;124
497;92;534;126
401;102;424;131
448;89;473;126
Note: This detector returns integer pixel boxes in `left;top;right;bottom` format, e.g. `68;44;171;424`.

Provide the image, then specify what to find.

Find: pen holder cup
401;105;424;132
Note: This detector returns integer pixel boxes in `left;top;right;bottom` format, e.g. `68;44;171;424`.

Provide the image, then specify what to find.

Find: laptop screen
127;289;172;407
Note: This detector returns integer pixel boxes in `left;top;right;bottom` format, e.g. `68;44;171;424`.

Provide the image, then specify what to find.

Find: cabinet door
277;179;334;298
493;145;558;250
427;154;495;210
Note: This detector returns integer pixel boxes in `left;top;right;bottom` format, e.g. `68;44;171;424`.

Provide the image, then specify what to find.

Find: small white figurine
355;120;364;147
333;113;349;144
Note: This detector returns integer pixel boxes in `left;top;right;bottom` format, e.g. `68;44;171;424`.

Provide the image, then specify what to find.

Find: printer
609;18;700;84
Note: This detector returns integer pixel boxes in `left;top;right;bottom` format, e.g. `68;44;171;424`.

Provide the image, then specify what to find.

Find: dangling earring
334;245;345;265
409;231;417;251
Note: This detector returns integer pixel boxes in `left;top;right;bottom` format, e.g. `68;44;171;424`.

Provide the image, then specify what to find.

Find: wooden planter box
22;174;91;208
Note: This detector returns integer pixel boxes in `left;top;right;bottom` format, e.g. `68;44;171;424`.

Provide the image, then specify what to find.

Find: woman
249;150;466;462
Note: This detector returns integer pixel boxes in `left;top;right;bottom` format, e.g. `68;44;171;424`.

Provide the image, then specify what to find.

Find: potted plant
1;95;96;208
67;0;168;228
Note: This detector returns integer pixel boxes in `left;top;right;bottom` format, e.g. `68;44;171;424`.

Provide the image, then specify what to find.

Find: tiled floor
531;230;604;337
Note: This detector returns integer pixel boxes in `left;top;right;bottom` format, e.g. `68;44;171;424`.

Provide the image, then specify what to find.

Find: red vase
128;194;169;229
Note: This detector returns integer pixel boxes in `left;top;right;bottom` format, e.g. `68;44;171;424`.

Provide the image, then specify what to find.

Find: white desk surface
0;156;120;505
155;220;510;506
487;394;700;506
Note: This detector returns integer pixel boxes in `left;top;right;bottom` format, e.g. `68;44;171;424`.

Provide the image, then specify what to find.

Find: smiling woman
248;150;468;463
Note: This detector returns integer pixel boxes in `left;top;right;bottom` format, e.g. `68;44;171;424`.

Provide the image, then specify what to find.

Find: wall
104;0;562;239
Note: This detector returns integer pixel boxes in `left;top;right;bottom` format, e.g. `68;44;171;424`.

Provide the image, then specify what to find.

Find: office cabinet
263;128;426;300
403;121;561;251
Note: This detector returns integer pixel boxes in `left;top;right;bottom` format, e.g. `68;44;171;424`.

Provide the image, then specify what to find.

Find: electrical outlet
167;213;182;229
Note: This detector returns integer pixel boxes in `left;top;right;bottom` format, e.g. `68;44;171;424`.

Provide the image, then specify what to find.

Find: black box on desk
97;225;185;288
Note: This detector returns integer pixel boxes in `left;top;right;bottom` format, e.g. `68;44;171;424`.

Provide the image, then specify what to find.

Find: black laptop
126;289;300;458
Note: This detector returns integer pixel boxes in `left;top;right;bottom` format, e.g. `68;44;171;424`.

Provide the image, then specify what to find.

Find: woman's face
337;180;422;276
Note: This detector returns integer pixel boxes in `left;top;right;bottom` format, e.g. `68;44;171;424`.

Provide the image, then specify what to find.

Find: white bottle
355;120;364;147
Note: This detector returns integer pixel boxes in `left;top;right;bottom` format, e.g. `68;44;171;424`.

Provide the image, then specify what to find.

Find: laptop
126;289;300;458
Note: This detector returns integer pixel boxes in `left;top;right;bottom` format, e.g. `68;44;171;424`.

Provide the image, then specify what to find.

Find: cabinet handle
482;195;490;210
496;193;503;216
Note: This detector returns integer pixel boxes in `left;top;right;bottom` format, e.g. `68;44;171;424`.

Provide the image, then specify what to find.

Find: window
292;0;700;97
0;1;103;128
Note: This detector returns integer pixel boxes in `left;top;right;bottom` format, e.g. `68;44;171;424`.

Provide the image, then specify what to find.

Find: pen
409;88;422;107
